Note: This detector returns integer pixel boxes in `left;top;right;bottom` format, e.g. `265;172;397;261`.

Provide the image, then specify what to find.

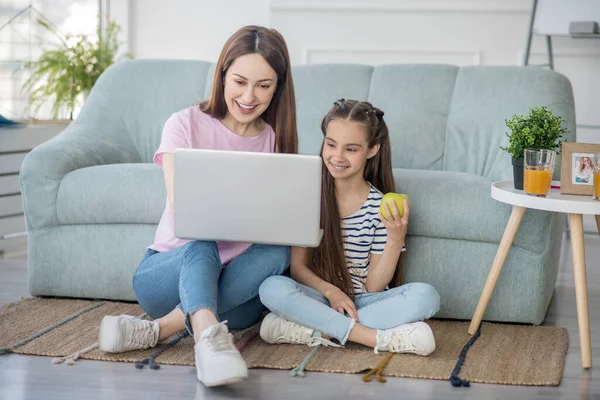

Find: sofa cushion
100;60;215;164
57;164;165;225
292;64;375;156
394;168;555;254
368;65;459;170
442;67;575;181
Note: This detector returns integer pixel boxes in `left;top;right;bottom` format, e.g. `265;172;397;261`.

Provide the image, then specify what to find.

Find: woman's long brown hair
200;26;297;154
310;99;396;297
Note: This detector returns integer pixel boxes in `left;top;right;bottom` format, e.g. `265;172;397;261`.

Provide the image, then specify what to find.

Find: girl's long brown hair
201;25;298;154
310;99;395;297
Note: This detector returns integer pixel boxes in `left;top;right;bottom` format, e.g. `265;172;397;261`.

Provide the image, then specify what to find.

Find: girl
259;99;440;355
97;25;298;387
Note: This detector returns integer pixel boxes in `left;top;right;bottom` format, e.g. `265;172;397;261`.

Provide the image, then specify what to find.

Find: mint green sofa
20;60;575;325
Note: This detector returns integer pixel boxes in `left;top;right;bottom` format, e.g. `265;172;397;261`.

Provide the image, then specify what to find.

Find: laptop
173;148;323;247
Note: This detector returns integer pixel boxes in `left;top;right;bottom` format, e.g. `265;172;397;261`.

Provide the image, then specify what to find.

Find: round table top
491;181;600;215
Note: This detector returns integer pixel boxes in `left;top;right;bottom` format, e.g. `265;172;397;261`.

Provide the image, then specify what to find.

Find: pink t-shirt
149;106;276;265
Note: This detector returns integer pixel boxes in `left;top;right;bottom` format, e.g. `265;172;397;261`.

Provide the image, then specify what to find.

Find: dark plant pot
512;158;524;190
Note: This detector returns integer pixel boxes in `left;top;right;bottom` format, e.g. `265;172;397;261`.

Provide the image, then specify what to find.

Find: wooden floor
1;233;599;400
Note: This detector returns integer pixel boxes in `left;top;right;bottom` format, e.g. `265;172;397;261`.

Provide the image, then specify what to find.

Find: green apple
380;193;410;220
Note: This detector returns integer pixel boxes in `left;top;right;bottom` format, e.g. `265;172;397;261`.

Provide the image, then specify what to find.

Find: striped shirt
341;183;406;294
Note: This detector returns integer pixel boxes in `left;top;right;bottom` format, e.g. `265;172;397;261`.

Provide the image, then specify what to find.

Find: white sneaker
195;321;248;387
98;315;160;353
375;321;435;356
260;312;341;347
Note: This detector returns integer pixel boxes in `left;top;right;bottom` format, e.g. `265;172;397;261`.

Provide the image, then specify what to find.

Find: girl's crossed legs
258;275;440;354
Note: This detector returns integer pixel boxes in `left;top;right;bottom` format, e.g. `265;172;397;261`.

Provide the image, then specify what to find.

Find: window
0;0;100;120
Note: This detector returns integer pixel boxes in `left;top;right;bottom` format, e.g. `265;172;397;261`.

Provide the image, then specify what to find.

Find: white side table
467;180;600;369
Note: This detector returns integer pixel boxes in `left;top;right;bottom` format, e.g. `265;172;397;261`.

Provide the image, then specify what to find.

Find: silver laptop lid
174;149;322;247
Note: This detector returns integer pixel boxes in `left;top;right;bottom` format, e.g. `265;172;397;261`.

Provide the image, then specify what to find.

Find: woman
97;25;298;387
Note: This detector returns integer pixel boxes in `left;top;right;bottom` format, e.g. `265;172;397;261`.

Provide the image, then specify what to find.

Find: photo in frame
560;142;600;195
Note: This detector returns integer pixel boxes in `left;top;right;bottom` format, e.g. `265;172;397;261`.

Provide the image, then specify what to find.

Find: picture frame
560;142;600;195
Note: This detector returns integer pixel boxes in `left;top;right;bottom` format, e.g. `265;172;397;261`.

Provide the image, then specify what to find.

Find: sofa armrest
20;91;141;230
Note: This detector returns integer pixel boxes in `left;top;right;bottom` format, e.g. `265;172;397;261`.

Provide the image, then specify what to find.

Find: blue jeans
259;275;440;344
133;241;290;333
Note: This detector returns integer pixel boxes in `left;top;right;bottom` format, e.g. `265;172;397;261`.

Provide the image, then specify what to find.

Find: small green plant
500;106;568;159
22;19;132;120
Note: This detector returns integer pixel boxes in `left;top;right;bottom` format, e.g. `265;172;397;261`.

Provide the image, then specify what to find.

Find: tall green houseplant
500;106;568;189
22;19;132;120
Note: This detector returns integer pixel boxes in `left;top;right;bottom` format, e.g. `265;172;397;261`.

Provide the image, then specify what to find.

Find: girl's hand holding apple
378;193;410;246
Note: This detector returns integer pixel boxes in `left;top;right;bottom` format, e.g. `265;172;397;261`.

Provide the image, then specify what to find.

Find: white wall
118;0;600;143
115;0;270;61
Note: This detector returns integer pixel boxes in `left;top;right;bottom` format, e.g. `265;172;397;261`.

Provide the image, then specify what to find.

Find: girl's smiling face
322;119;379;180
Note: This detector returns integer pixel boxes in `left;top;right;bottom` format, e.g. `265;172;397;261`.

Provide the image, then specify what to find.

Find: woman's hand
379;199;409;247
325;287;358;320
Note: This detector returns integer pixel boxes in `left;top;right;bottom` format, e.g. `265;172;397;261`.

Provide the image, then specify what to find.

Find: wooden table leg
568;213;592;369
595;215;600;239
468;206;526;335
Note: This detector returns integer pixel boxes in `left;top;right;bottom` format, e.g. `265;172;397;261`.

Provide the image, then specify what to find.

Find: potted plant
500;106;567;190
22;19;132;120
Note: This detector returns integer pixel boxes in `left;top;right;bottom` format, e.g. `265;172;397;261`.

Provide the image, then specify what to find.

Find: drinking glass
523;149;556;197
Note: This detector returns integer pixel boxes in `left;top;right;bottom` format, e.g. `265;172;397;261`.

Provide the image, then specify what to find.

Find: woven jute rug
0;298;568;386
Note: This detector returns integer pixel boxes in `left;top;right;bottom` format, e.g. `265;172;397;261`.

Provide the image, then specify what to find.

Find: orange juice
524;169;552;195
594;172;600;200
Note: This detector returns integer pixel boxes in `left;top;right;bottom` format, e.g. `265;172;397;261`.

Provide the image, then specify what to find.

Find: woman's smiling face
223;53;278;125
